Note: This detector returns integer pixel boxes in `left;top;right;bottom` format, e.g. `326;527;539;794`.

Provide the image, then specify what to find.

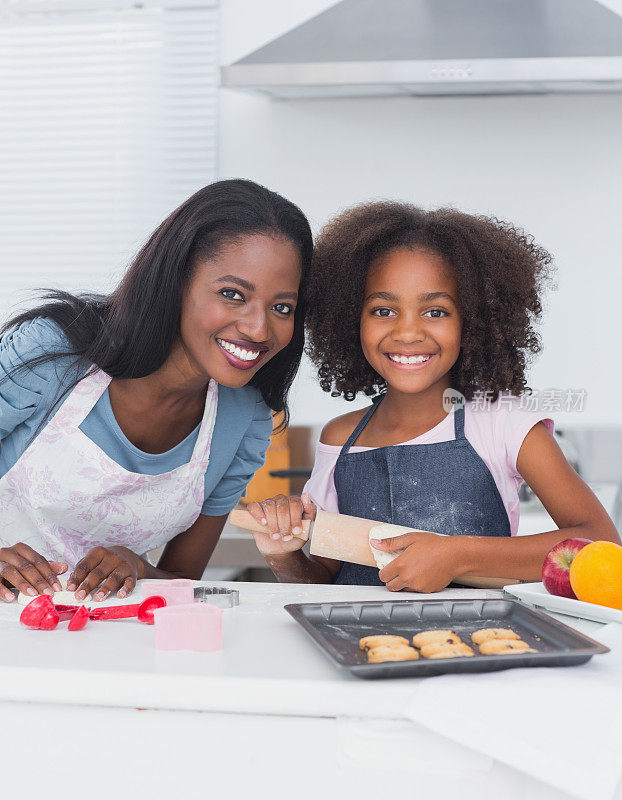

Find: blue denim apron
332;397;511;585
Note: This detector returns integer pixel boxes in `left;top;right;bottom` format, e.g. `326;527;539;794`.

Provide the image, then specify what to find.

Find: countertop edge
0;664;411;719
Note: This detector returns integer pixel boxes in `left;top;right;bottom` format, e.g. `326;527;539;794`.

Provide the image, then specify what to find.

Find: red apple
542;538;593;598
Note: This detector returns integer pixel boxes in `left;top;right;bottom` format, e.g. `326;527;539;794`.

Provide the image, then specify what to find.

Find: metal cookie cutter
194;586;239;608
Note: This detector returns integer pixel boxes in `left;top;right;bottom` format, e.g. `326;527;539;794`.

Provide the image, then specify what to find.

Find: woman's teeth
388;354;432;365
217;339;261;362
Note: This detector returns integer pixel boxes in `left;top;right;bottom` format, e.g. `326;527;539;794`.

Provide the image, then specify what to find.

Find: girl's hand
246;493;316;556
373;531;464;593
0;543;67;602
67;546;145;601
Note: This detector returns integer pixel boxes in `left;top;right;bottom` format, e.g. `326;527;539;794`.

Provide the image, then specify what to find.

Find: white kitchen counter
0;581;614;800
0;581;508;718
0;581;606;717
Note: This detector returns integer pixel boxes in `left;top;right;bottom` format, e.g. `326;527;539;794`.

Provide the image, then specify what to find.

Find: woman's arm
102;394;274;589
147;391;274;581
67;515;228;600
154;514;228;580
375;423;621;592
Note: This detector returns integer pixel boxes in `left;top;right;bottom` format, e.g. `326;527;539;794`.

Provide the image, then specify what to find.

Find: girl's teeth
217;339;260;362
388;354;431;365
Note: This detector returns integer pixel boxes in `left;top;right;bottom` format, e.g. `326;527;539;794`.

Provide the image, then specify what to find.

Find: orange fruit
569;541;622;610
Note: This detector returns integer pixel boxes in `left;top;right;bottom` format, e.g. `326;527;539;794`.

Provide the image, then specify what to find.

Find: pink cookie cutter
142;579;194;606
153;603;222;652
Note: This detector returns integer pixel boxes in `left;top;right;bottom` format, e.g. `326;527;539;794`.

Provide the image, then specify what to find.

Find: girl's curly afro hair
305;202;553;401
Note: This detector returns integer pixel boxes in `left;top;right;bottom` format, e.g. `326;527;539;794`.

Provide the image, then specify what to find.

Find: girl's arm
458;422;620;579
265;550;338;584
245;412;363;584
246;493;339;584
375;423;620;592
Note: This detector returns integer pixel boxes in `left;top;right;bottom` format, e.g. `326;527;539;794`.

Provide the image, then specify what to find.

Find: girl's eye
372;307;396;317
273;303;294;316
219;288;244;301
424;309;448;318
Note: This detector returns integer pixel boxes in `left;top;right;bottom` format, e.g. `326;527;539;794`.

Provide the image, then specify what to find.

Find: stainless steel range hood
221;0;622;98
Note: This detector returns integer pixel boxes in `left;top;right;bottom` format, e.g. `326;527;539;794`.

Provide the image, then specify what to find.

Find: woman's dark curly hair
306;202;554;401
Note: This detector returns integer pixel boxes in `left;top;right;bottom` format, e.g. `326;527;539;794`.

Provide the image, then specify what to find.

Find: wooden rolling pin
228;507;519;590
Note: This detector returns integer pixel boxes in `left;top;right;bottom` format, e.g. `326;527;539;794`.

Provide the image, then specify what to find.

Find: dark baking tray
284;598;610;679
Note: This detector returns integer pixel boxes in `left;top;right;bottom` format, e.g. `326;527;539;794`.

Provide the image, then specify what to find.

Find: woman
0;179;312;603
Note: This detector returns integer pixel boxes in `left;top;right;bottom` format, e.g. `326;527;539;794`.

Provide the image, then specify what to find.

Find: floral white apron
0;369;218;565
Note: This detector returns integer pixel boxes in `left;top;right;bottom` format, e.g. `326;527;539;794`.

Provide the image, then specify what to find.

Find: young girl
247;201;619;590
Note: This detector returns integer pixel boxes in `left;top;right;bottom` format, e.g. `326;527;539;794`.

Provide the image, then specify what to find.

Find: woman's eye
424;309;448;318
220;288;244;301
273;303;293;316
372;307;395;317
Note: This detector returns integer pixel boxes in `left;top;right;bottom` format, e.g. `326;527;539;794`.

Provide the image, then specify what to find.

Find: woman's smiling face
360;247;462;397
179;233;302;388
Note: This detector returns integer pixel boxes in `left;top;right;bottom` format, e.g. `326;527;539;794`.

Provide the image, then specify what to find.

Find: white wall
219;0;622;428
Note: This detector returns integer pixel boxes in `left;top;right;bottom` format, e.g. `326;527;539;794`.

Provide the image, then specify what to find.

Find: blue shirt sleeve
200;396;273;517
0;317;75;442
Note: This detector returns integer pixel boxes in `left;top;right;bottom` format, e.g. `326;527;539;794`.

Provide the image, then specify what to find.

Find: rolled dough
17;574;93;606
369;523;414;569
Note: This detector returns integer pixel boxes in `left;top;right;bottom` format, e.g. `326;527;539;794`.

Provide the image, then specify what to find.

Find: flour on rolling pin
17;574;93;606
369;523;415;569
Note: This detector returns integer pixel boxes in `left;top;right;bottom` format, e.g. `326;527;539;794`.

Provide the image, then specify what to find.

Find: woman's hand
373;531;465;593
0;543;67;602
246;493;316;557
67;546;145;601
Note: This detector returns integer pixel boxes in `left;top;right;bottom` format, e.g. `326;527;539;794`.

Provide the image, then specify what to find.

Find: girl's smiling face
361;247;462;397
179;233;301;388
